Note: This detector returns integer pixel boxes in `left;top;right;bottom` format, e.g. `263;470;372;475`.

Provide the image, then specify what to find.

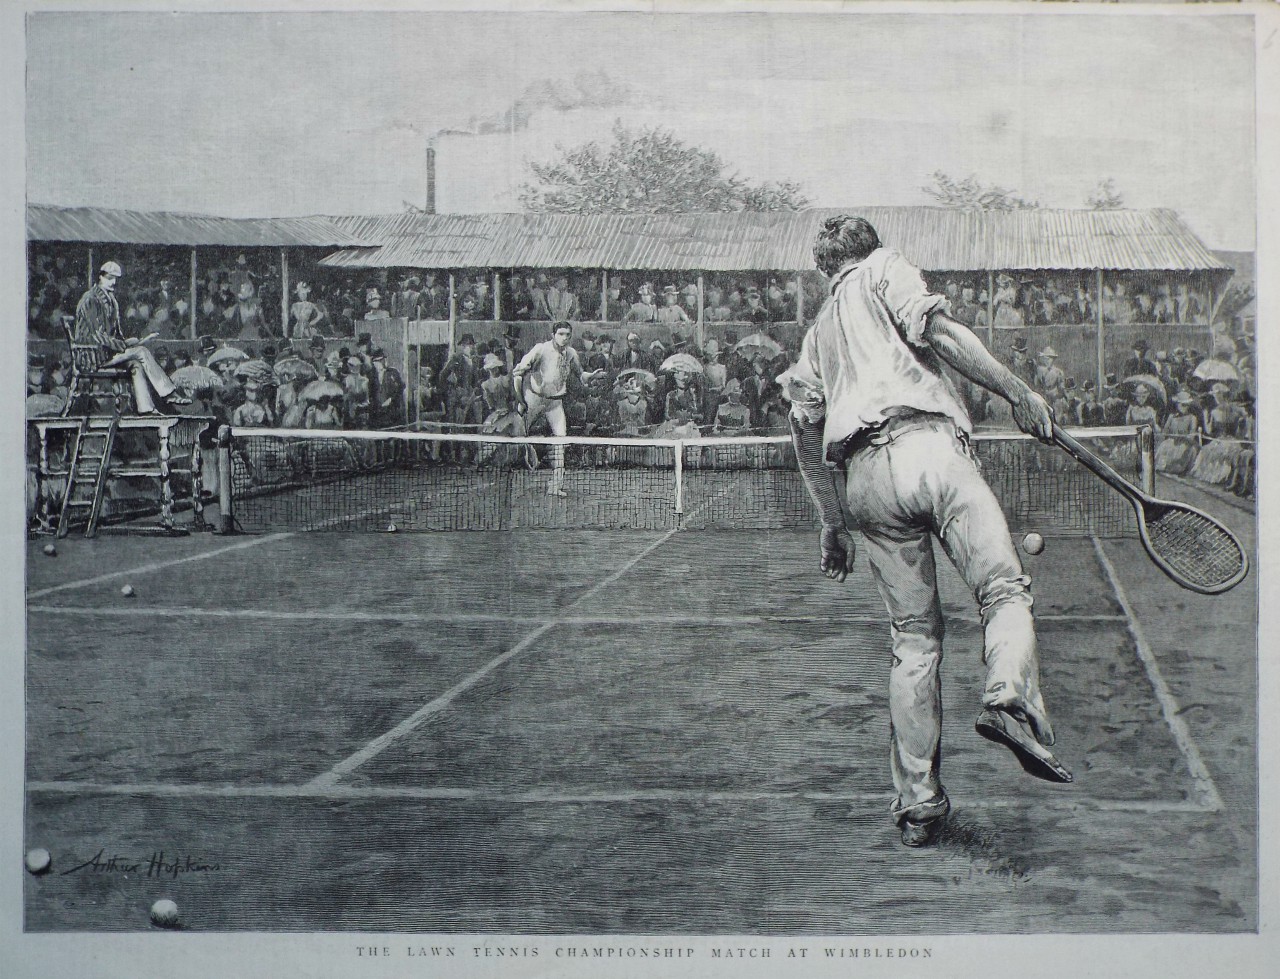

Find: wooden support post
1096;269;1106;394
696;274;705;349
987;270;996;348
87;248;94;290
191;434;206;530
189;248;198;339
280;248;290;338
794;273;804;326
601;269;609;322
402;319;411;425
493;270;501;322
448;272;457;355
1138;424;1156;496
158;425;174;532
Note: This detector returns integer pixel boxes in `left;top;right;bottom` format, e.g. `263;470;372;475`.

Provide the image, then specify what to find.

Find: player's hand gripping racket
1052;428;1248;594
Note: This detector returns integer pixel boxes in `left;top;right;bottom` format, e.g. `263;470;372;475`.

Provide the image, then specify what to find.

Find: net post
1138;424;1155;496
216;425;235;535
673;440;684;519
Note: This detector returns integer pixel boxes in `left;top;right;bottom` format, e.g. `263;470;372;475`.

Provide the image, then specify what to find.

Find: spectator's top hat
724;330;739;345
28;353;46;370
338;347;351;360
1010;337;1028;353
261;344;277;362
357;332;372;346
1082;379;1096;392
309;336;327;352
1064;377;1076;390
482;353;503;371
370;348;386;363
1132;338;1149;352
1105;372;1118;386
198;335;217;355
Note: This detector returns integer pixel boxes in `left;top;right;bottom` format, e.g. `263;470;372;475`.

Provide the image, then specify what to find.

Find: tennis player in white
513;320;606;496
784;215;1072;848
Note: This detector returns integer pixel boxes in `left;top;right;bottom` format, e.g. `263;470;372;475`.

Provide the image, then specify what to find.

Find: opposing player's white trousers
523;391;567;487
840;417;1053;825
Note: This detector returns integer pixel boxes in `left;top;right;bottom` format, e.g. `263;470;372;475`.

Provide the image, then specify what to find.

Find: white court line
27;604;1127;628
305;527;683;789
24;779;1214;813
1091;537;1225;812
26;532;295;599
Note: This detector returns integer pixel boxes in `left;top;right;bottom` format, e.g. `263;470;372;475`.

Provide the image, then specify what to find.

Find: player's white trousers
523;391;567;487
840;417;1054;825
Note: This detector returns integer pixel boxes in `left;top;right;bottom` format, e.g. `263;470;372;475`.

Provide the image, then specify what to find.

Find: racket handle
1052;428;1146;502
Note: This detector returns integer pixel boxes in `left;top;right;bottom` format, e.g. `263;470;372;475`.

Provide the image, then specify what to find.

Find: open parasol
207;346;249;368
234;359;275;382
1191;358;1241;384
170;364;222;393
659;352;704;375
616;368;656;388
273;357;318;383
1122;374;1167;405
733;333;784;361
301;379;345;403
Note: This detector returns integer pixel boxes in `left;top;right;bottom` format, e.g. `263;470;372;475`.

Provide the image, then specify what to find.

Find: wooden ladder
55;417;119;539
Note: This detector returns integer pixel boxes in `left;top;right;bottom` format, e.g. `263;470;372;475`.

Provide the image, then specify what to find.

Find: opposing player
784;216;1071;848
512;320;606;496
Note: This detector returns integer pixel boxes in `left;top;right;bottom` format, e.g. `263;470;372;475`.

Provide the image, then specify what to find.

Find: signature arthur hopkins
61;848;222;879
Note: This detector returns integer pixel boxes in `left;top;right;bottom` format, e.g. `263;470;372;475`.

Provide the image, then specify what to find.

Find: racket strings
1145;506;1243;587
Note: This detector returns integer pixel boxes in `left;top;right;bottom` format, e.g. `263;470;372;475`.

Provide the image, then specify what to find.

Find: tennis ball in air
1021;532;1045;556
150;898;180;928
42;543;56;557
25;847;51;875
120;584;135;597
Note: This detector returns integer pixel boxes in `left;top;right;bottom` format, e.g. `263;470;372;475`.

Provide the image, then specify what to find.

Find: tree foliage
921;171;1040;211
520;122;809;213
1086;178;1125;210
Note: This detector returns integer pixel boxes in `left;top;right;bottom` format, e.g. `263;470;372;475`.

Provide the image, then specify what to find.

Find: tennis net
222;425;1151;537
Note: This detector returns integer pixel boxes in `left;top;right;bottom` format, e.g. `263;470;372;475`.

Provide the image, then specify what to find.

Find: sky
25;9;1256;249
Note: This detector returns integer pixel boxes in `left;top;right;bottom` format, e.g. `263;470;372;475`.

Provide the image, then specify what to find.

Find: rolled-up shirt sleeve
879;252;950;347
512;345;540;378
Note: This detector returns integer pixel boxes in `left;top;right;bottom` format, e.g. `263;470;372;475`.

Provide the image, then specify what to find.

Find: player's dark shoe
975;708;1073;783
899;814;945;848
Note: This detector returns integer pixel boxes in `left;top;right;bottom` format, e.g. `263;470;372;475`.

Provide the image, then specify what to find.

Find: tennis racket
1051;428;1247;594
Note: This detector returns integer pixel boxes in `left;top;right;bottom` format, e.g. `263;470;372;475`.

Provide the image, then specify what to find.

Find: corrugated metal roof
317;207;1228;273
28;204;371;248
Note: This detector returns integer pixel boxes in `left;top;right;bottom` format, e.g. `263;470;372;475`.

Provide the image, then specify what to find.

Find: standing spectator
227;254;258;297
228;282;270;340
1007;337;1036;388
394;276;421;319
440;334;485;432
625;283;659;323
363;289;390;321
343;356;372;428
656;286;691;325
1034;347;1065;402
993;273;1023;326
230;379;273;428
479;353;523;437
1125;379;1161;432
1122;339;1158;379
619;332;649;372
369;349;405;428
539;274;578;321
713;378;752;435
603;285;628;322
743;287;772;325
616;372;650;436
1077;380;1106;427
1102;373;1128;427
743;354;777;430
290;281;325;338
700;338;728;423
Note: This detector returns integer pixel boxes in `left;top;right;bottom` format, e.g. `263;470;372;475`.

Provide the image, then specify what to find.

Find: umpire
784;216;1071;848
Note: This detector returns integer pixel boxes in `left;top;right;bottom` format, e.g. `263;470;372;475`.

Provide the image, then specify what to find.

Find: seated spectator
1125;379;1161;432
230;379;273;428
615;372;650;436
705;285;731;323
304;393;343;430
1077;379;1106;427
742;287;771;325
603;285;628;322
1156;389;1202;476
363;289;390;321
619;332;650;371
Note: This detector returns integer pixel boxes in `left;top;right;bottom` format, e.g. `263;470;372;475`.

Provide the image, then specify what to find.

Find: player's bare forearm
924;312;1054;440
